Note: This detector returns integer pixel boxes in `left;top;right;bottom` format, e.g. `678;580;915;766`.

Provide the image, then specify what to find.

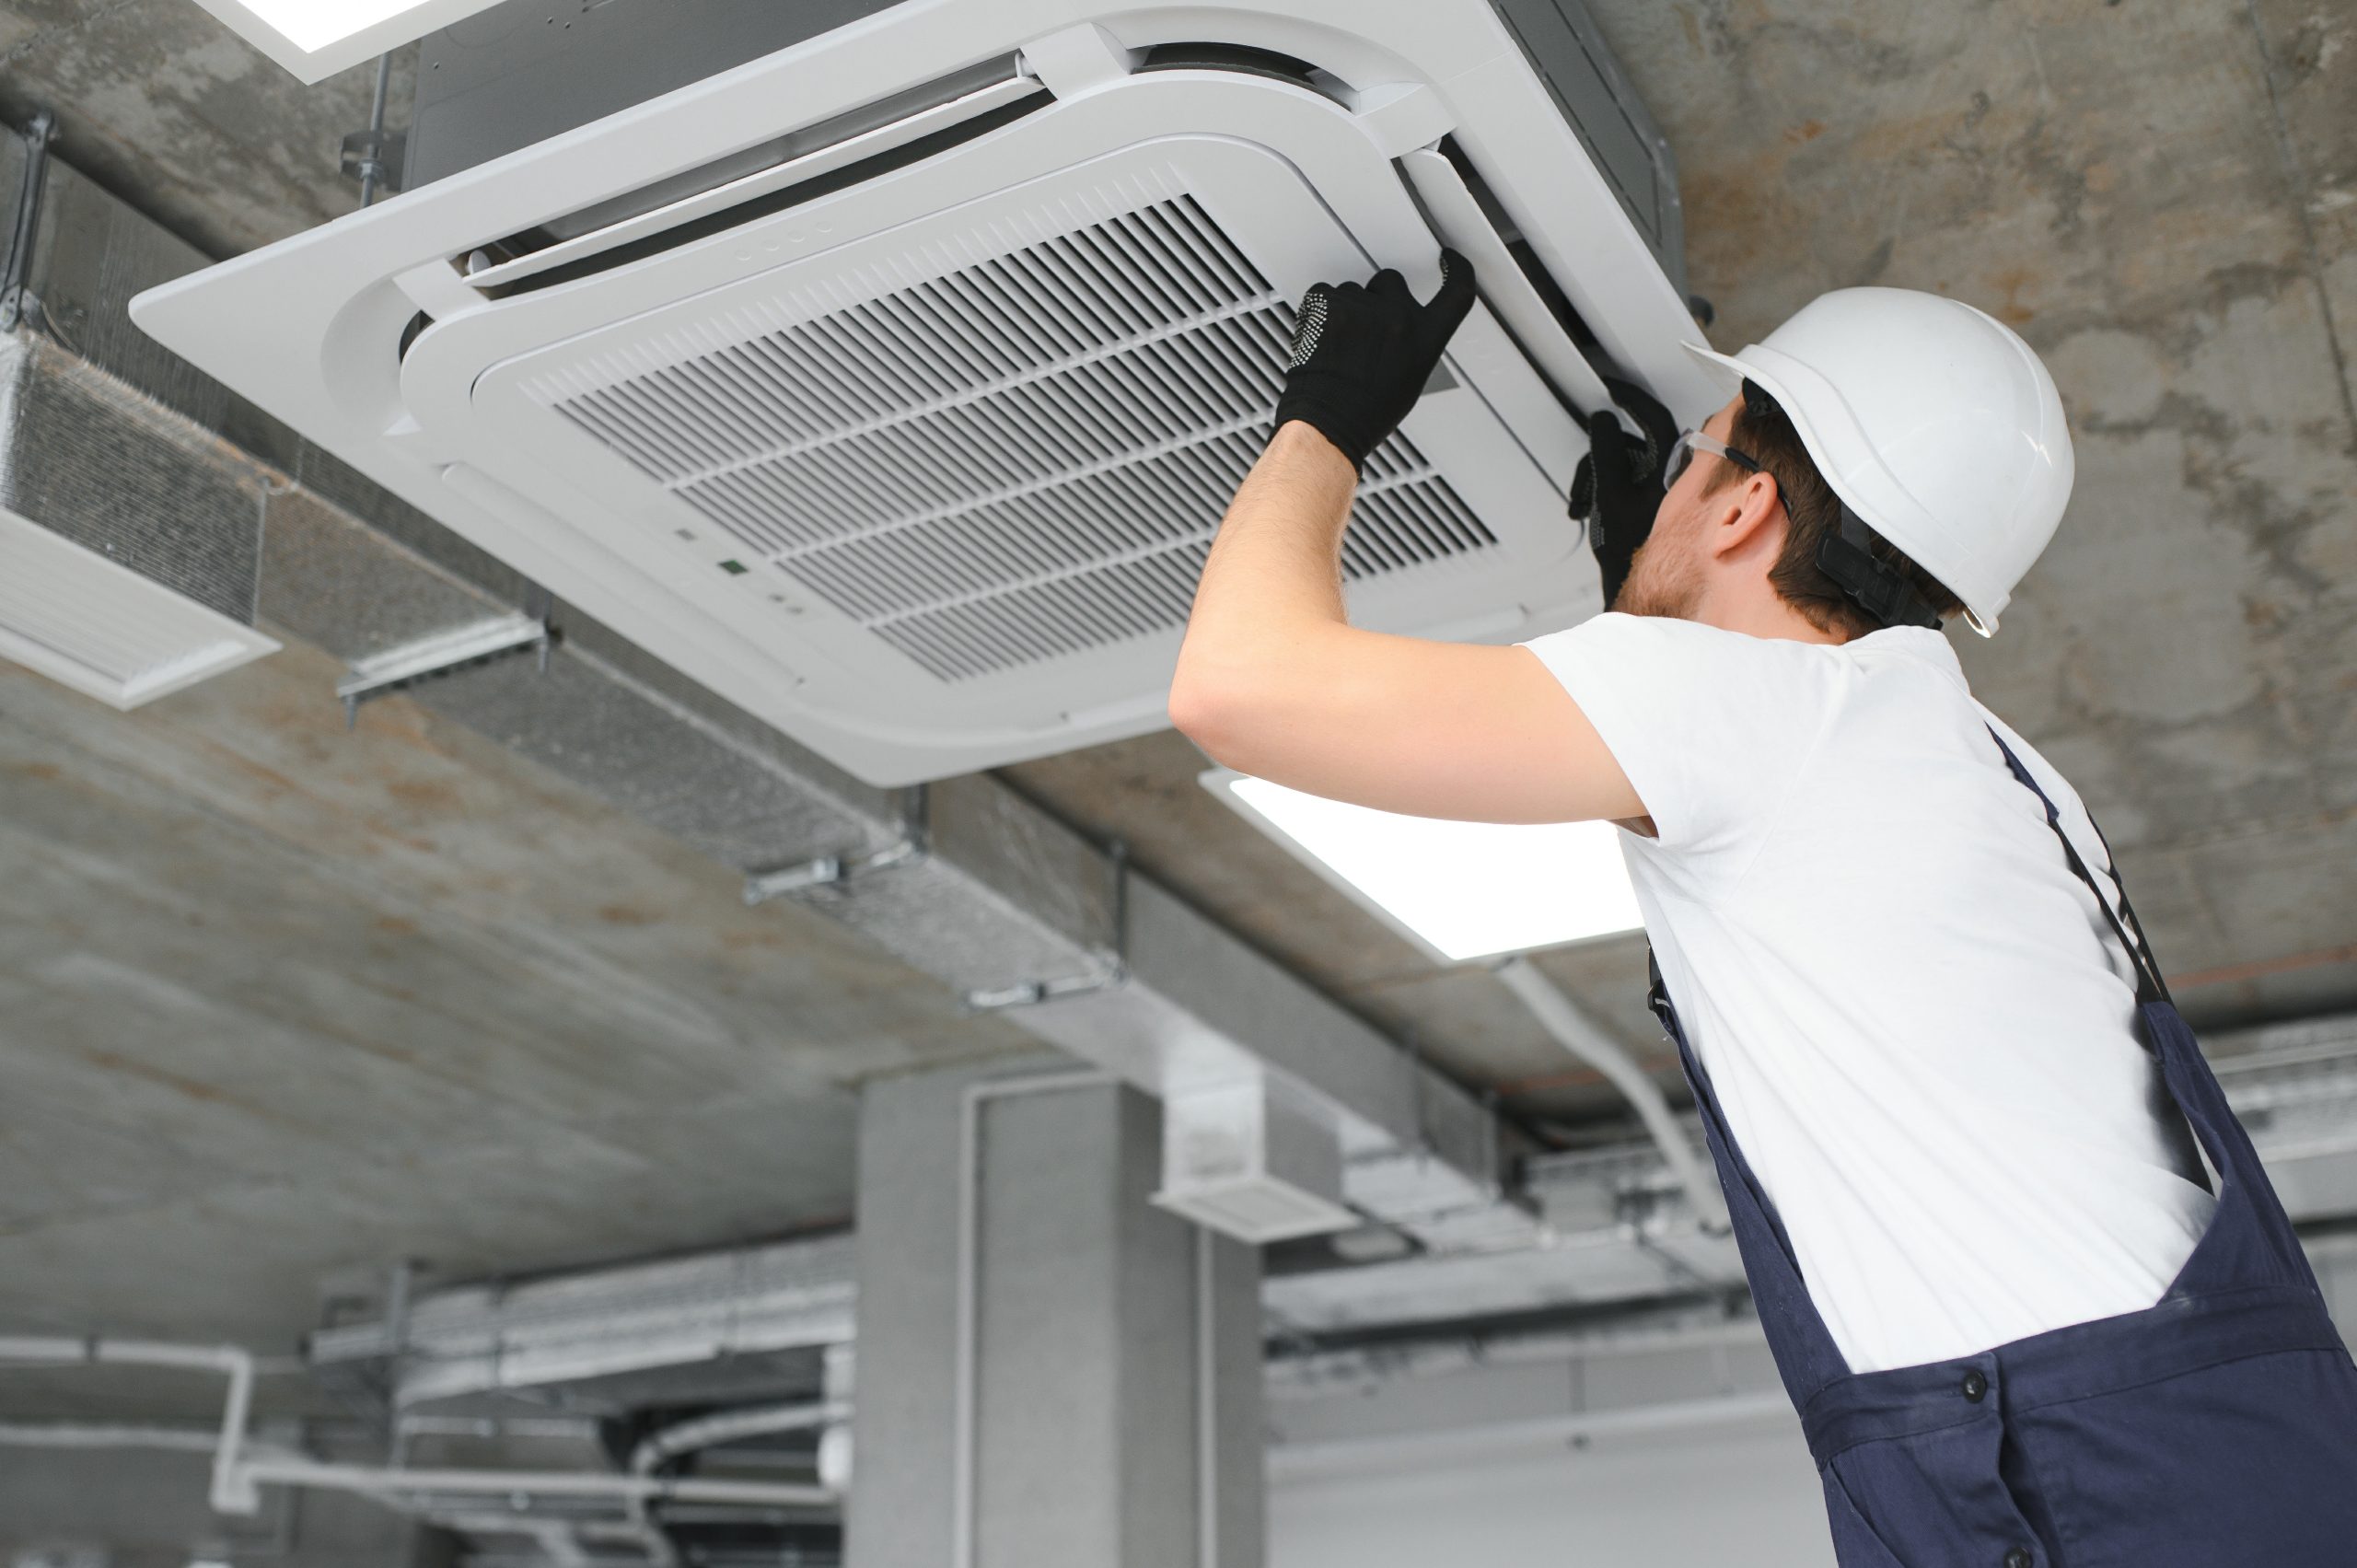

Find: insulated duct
0;121;277;709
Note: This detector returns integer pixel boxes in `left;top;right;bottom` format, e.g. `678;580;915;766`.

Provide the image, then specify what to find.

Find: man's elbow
1167;666;1260;768
1166;671;1232;755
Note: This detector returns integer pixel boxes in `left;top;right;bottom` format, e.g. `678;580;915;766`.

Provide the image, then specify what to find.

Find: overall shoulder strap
1984;726;2171;1008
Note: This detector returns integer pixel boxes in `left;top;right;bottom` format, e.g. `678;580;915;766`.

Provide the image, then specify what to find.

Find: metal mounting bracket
743;836;926;906
0;110;56;332
337;608;551;728
342;52;403;207
340;128;407;199
743;786;932;907
961;965;1126;1011
959;838;1130;1010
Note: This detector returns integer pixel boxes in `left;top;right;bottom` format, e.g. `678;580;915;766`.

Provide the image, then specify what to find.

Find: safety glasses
1662;429;1764;493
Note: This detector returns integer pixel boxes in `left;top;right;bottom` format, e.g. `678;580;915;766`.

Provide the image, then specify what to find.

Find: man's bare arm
1168;421;1643;825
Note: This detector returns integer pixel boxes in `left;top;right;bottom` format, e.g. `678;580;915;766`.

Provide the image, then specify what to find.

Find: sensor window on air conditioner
528;193;1496;684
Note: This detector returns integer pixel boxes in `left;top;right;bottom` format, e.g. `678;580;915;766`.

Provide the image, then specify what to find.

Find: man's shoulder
1538;611;1846;660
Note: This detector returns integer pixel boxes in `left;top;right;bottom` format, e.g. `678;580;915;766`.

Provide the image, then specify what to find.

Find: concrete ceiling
0;1;412;260
0;0;2351;1411
0;636;1031;1418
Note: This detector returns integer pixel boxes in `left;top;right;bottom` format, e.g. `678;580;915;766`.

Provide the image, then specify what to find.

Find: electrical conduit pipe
1493;958;1730;1234
0;1335;836;1516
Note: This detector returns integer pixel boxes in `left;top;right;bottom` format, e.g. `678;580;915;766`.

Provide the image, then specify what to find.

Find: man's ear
1708;470;1785;562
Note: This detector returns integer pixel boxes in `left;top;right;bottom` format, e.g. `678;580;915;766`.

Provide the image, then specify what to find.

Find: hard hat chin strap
1815;510;1945;631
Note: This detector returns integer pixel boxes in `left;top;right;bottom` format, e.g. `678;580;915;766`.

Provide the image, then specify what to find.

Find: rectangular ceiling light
189;0;513;82
1202;768;1644;965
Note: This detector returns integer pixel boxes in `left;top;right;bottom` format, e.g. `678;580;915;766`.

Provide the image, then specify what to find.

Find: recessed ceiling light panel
1202;768;1644;964
189;0;515;82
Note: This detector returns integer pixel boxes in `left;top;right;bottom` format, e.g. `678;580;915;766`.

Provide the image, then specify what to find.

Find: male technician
1170;255;2357;1562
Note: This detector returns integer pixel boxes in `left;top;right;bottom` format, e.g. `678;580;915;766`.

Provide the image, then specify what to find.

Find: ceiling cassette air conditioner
132;0;1716;785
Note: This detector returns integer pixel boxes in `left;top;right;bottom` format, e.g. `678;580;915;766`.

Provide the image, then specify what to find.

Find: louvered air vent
533;195;1494;684
0;506;279;708
1154;1078;1355;1244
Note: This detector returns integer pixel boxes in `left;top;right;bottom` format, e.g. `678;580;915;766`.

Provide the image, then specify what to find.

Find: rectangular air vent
1155;1078;1356;1244
0;506;279;708
533;194;1495;684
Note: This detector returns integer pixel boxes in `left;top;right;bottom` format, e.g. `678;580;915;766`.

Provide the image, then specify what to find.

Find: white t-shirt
1520;612;2217;1375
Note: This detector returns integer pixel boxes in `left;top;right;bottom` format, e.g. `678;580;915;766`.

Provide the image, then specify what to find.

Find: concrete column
848;1056;1264;1568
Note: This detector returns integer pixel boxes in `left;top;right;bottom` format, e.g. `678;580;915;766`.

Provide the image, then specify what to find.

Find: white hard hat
1682;287;2073;634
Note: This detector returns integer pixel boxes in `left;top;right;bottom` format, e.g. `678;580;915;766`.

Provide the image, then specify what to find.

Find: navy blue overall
1649;731;2357;1567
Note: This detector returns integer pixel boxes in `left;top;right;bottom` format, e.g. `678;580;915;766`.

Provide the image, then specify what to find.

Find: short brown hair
1713;381;1960;641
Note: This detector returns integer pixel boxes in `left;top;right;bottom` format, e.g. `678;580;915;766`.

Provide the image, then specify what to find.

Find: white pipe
0;1334;259;1513
0;1423;229;1455
210;1342;258;1513
622;1399;847;1565
631;1400;845;1476
0;1335;91;1362
0;1335;242;1371
0;1333;835;1522
1494;958;1730;1233
1269;1389;1795;1476
955;1069;1115;1568
235;1456;835;1507
1194;1225;1218;1568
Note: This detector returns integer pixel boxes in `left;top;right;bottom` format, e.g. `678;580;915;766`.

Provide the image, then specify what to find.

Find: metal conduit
0;1334;259;1512
631;1400;845;1475
0;1334;837;1524
234;1456;836;1508
1493;958;1729;1233
623;1400;849;1566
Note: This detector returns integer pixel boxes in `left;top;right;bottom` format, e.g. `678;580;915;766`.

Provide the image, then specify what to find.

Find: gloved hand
1273;249;1477;471
1568;374;1679;609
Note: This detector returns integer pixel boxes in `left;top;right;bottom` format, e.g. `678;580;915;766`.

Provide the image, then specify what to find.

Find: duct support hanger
744;784;931;905
966;835;1131;1011
745;794;1132;1011
1495;957;1730;1235
336;599;552;728
0;110;56;333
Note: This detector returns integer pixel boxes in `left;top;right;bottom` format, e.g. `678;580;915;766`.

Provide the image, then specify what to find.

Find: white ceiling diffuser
133;1;1717;784
0;507;278;709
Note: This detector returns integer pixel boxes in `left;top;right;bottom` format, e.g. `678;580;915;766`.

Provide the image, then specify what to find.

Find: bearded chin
1610;538;1702;621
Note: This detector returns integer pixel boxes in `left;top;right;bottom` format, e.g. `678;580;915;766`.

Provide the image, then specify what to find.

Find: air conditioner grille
541;194;1498;682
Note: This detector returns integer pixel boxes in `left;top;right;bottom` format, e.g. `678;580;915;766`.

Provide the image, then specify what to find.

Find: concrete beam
847;1059;1262;1568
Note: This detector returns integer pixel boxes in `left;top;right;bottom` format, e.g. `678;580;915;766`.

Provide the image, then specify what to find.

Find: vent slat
551;194;1496;681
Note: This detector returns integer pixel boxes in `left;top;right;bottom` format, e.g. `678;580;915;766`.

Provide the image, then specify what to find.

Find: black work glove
1273;250;1477;471
1568;374;1679;609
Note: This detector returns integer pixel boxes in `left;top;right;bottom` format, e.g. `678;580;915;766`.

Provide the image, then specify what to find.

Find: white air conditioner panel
132;7;1717;785
413;138;1569;753
386;75;1584;780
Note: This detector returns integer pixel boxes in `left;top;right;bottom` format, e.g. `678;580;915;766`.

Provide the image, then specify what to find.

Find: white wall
1264;1326;1834;1568
1268;1235;2357;1568
1271;1414;1833;1568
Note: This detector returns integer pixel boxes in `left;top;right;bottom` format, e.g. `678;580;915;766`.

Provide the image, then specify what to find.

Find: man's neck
1691;587;1853;647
